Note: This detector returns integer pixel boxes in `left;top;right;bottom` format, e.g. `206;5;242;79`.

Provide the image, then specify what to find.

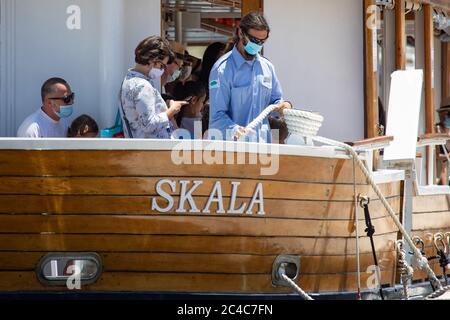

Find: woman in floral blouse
120;36;188;139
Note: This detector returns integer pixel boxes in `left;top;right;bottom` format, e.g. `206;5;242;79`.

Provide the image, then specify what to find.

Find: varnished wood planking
0;252;397;275
0;271;395;293
0;215;400;237
413;195;450;213
0;151;366;184
0;234;399;256
0;177;401;201
412;211;450;231
0;195;401;220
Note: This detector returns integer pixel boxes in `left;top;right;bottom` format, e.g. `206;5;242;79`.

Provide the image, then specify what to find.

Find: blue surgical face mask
244;40;263;56
444;117;450;129
168;69;182;83
55;105;74;119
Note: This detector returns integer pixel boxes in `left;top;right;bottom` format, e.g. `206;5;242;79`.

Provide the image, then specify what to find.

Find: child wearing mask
174;81;207;139
68;114;99;138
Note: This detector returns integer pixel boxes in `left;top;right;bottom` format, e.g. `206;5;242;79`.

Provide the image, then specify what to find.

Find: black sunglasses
244;32;268;46
49;92;75;105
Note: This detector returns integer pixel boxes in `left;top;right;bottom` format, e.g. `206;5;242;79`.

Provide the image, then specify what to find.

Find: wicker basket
283;109;324;138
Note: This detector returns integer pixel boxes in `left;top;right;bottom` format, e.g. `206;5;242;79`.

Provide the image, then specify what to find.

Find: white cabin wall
264;0;365;142
10;0;102;136
0;0;161;137
124;0;161;69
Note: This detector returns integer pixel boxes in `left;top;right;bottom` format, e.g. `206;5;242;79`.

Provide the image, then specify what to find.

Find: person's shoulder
212;50;233;72
124;70;153;88
258;55;275;67
17;111;41;138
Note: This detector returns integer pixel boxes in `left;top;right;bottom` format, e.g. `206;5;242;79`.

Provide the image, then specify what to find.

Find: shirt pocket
230;85;252;117
258;75;272;104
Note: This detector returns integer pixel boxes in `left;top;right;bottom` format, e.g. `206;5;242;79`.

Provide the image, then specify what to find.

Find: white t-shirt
17;108;69;138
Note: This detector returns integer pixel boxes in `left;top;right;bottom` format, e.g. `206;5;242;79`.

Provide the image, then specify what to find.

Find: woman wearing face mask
174;81;207;139
120;36;188;139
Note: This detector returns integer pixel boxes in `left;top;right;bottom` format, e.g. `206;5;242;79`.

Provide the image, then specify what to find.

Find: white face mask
148;67;164;79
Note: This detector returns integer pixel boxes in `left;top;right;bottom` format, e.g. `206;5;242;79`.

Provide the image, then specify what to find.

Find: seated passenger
268;116;289;144
17;77;75;138
174;81;207;139
68;115;99;138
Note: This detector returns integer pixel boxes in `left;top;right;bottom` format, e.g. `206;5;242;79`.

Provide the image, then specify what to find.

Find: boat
0;0;449;300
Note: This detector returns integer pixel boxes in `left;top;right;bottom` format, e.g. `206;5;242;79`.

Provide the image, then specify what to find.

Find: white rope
396;240;414;300
280;274;314;300
353;158;362;298
245;104;278;133
311;135;443;292
240;106;443;295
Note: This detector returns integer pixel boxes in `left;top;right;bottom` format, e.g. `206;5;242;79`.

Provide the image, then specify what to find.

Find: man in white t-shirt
17;78;75;138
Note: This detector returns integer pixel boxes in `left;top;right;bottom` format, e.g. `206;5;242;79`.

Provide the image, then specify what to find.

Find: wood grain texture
0;215;399;237
0;195;401;220
0;271;395;293
0;234;399;256
0;251;397;274
0;177;401;200
0;151;366;184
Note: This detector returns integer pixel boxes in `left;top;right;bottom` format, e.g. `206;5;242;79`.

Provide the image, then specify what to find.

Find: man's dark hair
234;12;270;44
135;36;173;65
41;77;70;103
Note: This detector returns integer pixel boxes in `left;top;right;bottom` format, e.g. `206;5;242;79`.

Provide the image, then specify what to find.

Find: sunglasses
244;32;268;46
49;92;75;105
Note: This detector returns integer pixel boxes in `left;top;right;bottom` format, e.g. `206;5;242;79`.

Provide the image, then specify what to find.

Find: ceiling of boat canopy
162;0;241;44
162;0;449;45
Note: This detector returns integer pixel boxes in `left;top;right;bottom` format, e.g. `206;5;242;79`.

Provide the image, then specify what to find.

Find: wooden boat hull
0;140;447;296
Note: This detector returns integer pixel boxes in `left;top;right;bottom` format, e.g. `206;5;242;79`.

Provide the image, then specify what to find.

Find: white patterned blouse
120;69;175;139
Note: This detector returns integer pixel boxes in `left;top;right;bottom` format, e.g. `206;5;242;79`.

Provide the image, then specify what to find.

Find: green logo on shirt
209;80;219;89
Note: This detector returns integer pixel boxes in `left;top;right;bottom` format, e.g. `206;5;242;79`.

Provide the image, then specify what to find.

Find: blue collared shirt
208;46;284;142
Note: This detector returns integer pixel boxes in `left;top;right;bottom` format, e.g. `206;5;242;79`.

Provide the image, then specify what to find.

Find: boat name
151;179;265;215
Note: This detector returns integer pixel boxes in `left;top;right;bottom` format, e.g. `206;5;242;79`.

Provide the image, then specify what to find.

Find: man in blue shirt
208;12;292;142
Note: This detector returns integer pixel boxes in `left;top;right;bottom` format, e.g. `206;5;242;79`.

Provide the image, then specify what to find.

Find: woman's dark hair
234;11;270;44
68;114;99;137
135;36;173;65
174;81;207;127
199;42;226;84
174;81;207;101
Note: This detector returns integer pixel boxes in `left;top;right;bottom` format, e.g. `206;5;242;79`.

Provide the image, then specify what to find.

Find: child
174;81;207;139
67;115;99;138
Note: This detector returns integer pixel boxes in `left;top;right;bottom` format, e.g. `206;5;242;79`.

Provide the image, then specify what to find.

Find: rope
280;274;314;300
396;240;414;300
425;285;450;300
312;135;443;292
353;159;363;299
240;107;444;296
244;104;278;134
361;198;385;300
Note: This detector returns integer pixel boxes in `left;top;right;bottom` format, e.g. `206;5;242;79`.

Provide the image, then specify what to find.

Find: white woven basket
283;109;324;138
